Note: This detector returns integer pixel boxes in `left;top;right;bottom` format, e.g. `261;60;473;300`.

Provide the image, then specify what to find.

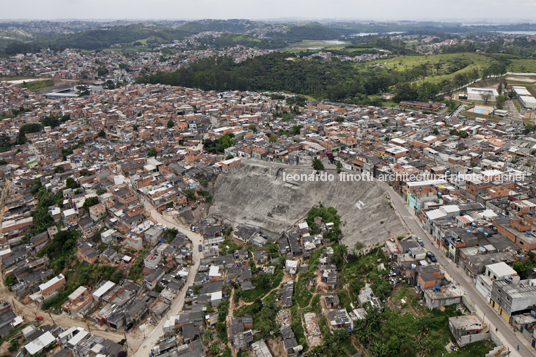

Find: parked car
427;253;437;262
35;316;43;321
198;244;203;252
125;322;133;331
415;236;423;243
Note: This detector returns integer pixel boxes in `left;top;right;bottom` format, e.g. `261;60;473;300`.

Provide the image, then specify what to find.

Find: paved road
133;202;203;356
376;180;535;357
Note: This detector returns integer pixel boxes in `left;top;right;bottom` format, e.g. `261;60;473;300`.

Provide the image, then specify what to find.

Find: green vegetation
203;133;235;154
312;158;324;171
216;300;230;343
291;305;308;352
82;196;99;211
235;295;280;338
305;205;342;242
19;79;54;91
61;140;85;160
148;147;157;157
197;189;212;203
513;254;536;279
219;237;241;256
240;269;284;303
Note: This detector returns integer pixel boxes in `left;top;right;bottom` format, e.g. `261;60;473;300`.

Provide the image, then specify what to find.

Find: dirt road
132;202;204;356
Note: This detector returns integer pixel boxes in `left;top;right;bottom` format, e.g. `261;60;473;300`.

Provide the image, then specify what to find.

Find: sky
2;0;536;22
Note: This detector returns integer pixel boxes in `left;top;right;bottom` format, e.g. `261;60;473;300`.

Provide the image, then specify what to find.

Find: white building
467;87;498;102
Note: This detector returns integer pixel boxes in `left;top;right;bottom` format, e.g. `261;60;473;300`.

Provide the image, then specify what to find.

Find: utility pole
123;331;129;351
47;311;56;325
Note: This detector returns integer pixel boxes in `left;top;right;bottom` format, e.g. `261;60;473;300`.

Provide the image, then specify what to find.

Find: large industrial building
466;87;498;102
513;86;536;110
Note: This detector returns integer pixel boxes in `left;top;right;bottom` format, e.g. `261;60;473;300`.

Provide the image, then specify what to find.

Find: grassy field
283;40;350;52
361;53;536;87
19;79;54;91
364;53;497;83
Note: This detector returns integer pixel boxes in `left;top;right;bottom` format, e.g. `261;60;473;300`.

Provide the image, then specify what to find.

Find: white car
166;208;173;212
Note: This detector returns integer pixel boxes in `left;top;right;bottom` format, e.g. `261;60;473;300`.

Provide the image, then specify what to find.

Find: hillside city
3;17;536;357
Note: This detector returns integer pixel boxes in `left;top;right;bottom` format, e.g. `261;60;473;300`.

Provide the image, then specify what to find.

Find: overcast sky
2;0;536;22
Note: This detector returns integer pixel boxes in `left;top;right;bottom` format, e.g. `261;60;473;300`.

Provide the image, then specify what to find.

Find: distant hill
270;24;341;40
30;25;194;51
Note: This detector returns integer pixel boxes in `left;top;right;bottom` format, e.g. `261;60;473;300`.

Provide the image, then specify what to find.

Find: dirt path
226;288;237;357
0;179;11;235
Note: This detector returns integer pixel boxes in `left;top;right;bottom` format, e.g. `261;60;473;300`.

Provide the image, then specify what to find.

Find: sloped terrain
209;162;407;248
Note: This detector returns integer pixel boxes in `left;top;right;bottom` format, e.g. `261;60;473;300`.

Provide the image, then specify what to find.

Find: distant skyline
2;0;536;22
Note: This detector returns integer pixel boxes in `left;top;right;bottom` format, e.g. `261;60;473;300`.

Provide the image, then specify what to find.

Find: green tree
312;158;324;171
98;130;106;138
496;95;507;109
55;166;65;174
513;261;530;279
458;131;468;138
210;345;220;355
167;120;174;128
449;129;458;136
83;196;99;211
97;66;109;77
248;124;258;133
269;134;278;143
185;189;196;200
148;147;157;157
225;154;234;160
336;160;343;174
65;177;78;189
432;128;439;135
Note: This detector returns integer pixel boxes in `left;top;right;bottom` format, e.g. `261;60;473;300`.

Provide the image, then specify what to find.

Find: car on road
415;236;423;243
125;322;133;331
35;316;43;321
427;253;437;262
166;208;173;212
198;244;203;252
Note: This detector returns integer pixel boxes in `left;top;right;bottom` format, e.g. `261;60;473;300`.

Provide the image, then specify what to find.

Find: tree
336;161;343;174
513;261;531;279
248;124;258;133
481;91;492;105
148;147;157;157
210;345;220;355
458;131;468;138
98;130;106;138
83;197;99;211
76;85;90;97
336;116;344;123
269;134;278;143
55;166;65;174
432;128;439;135
65;177;78;189
312;158;324;171
449;129;458;136
97;66;109;77
496;95;507;109
508;90;516;99
132;124;139;131
185;189;196;200
167;120;174;128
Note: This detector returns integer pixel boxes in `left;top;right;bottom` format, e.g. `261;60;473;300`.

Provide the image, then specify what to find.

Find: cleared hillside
209;162;407;248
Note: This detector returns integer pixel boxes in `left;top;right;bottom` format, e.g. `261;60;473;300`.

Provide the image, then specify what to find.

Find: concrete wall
459;332;491;347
